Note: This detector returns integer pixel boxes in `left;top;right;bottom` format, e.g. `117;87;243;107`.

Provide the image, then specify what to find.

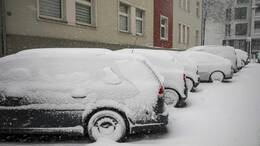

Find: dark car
0;49;168;142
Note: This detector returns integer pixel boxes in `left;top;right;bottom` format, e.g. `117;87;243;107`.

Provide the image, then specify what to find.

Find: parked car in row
166;50;200;92
257;52;260;63
235;49;249;68
181;51;233;82
117;49;188;107
0;49;168;142
188;45;239;73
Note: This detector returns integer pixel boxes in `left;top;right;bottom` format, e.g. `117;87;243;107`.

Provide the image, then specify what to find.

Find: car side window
0;94;28;107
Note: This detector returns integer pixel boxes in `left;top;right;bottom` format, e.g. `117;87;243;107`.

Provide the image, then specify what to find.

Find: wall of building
172;0;202;50
153;0;173;48
5;0;154;54
0;0;3;57
205;20;225;45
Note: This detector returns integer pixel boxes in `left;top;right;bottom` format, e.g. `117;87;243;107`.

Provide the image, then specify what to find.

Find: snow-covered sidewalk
1;63;260;146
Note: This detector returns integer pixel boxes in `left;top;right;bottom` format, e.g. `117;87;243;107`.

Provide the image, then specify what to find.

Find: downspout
1;0;6;56
201;0;205;45
248;0;253;60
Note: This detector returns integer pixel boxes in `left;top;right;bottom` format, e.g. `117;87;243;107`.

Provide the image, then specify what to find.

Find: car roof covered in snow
181;51;231;65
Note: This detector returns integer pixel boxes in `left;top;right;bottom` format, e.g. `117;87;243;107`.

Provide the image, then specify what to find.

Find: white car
166;50;200;92
235;49;249;68
181;51;233;82
117;49;188;108
188;45;238;73
0;48;168;142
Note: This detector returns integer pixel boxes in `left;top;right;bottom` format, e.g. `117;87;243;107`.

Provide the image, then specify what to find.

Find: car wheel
210;71;224;82
186;78;194;92
87;110;127;142
164;89;179;107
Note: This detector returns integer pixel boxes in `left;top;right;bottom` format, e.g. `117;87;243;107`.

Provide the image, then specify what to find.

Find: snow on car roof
181;51;231;64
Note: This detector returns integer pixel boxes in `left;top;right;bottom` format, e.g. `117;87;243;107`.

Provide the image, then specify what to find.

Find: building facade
153;0;173;48
3;0;155;55
223;0;260;54
172;0;202;50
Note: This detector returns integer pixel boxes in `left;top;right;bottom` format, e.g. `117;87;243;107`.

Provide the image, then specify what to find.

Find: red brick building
154;0;173;48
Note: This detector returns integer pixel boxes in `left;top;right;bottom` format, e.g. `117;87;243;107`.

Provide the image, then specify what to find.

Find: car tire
87;110;127;142
164;88;180;107
210;71;224;82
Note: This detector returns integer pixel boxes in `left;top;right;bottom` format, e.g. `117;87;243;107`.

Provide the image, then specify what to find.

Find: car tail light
158;85;164;97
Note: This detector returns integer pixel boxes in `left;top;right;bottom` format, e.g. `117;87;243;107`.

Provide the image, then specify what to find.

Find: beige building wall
173;0;202;50
6;0;154;51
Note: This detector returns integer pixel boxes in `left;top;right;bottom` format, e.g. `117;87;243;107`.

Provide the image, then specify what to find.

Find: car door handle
72;96;87;99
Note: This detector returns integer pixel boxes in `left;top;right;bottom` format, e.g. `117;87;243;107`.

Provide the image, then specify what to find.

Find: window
39;0;63;20
237;0;249;4
179;23;189;44
225;24;231;36
226;8;232;21
196;2;200;17
160;16;168;40
119;3;130;32
235;7;247;19
180;0;190;11
235;23;248;35
183;0;186;10
136;9;144;35
187;0;190;12
187;26;190;44
255;7;260;16
178;23;182;43
254;21;260;33
195;30;200;45
76;0;94;25
179;0;182;8
182;25;186;43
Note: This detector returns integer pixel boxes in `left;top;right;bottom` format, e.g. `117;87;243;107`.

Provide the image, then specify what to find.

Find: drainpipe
1;0;6;56
248;0;253;60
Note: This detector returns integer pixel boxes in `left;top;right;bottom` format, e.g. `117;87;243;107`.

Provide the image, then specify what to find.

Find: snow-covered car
188;45;239;73
235;49;249;68
181;51;233;82
257;52;260;63
0;49;168;142
117;49;188;108
166;50;200;92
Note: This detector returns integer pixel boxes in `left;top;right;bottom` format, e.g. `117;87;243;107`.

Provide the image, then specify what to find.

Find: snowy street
1;63;260;146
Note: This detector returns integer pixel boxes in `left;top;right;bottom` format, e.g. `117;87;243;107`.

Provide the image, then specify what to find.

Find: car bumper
130;113;168;134
194;77;200;88
225;71;233;80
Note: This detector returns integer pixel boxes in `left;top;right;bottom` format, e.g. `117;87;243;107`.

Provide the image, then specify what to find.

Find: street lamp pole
248;0;253;61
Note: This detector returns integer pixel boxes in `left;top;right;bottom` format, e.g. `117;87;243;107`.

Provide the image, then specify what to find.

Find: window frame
196;1;200;18
118;2;130;33
37;0;65;21
235;23;248;36
178;23;182;43
75;0;94;26
135;8;144;36
160;15;169;40
195;30;200;45
234;7;247;20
